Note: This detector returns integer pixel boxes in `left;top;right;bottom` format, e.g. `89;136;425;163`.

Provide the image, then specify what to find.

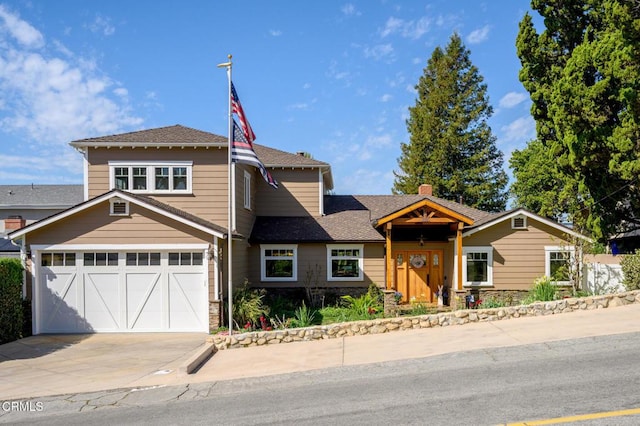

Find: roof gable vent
512;215;527;230
110;198;129;216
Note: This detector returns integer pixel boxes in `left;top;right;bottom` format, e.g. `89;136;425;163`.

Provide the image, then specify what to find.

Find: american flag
231;82;256;143
232;120;278;189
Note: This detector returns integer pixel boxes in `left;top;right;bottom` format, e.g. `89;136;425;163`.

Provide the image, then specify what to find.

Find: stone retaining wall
210;290;640;350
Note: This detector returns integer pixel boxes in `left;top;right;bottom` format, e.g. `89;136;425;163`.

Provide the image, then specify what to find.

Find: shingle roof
0;185;84;207
0;237;19;252
328;195;495;224
253;144;330;167
69;124;331;170
251;194;497;243
70;125;227;146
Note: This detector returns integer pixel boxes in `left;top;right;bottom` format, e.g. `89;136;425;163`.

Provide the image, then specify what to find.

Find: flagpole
217;54;234;335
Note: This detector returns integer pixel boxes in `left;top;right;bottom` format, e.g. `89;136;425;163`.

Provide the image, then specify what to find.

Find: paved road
4;331;640;425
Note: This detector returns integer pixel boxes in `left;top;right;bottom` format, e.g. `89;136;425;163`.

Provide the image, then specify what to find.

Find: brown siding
255;169;321;217
464;218;572;290
26;201;214;246
86;147;228;225
246;243;384;288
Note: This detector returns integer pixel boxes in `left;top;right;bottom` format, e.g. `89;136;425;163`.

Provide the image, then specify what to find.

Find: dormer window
110;198;129;216
511;215;527;229
109;161;192;194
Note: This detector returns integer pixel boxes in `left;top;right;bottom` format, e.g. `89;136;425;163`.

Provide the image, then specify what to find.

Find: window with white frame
545;246;573;283
244;170;251;210
463;247;493;286
41;252;76;267
261;245;297;281
327;244;363;281
109;162;192;194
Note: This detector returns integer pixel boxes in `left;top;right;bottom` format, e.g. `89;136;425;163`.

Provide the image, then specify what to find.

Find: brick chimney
5;215;26;231
418;184;433;196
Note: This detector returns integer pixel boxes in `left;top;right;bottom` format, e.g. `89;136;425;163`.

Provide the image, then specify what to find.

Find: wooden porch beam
385;222;393;290
392;217;456;225
456;222;464;291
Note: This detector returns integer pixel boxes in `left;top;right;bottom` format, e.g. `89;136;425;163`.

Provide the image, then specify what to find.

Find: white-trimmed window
545;246;573;284
327;244;363;281
83;252;118;266
261;245;297;281
244;170;251;210
463;247;493;286
168;252;204;266
41;253;76;267
109;161;192;194
126;252;161;266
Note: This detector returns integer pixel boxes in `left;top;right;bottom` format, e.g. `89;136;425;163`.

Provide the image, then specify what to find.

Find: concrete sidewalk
2;304;640;401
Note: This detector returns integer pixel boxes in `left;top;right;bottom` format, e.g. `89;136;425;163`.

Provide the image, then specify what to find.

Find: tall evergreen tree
393;33;508;212
515;0;640;240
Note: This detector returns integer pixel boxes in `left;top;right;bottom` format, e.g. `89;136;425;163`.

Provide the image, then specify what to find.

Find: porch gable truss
374;199;474;228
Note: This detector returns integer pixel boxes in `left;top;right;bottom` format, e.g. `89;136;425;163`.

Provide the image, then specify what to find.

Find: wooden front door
394;250;443;303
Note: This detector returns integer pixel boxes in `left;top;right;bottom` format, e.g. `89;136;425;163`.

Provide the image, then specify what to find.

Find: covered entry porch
374;198;474;304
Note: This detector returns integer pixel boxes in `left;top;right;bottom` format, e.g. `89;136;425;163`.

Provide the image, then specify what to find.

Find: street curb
178;342;216;375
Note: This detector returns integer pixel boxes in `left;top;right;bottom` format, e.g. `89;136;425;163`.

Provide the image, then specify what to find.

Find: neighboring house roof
0;237;18;252
70;124;335;190
8;190;233;241
0;185;84;209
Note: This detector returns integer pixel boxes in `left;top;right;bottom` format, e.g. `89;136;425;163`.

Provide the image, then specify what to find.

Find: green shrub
229;280;269;330
341;292;381;318
621;250;640;291
0;258;24;344
522;276;558;304
290;302;317;328
480;296;507;309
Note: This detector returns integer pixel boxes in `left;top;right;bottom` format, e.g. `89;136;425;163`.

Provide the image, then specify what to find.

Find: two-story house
8;125;586;335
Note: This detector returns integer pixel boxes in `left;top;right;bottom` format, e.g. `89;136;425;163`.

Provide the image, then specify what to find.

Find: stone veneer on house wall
210;290;640;350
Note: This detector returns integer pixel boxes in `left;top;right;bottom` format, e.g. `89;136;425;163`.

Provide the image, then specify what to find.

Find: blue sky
0;1;539;196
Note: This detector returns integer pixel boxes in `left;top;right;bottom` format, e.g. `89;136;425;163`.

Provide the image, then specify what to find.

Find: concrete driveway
0;333;208;400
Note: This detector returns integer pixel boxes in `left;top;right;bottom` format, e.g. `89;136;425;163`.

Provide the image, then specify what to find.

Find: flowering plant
394;291;403;303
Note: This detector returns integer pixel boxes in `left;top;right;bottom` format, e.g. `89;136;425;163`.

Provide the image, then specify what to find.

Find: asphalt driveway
0;333;208;400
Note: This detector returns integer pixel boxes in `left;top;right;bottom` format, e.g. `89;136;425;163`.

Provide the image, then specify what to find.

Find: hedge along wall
0;258;24;344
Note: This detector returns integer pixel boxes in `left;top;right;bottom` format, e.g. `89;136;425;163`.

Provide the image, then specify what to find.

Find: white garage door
37;250;208;333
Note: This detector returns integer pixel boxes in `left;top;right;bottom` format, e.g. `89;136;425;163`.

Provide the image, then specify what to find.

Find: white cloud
363;43;394;60
499;92;528;109
269;29;282;37
380;94;392;102
86;15;115;36
341;4;360;16
380;16;431;40
500;116;536;143
0;5;44;48
0;7;143;149
466;25;491;44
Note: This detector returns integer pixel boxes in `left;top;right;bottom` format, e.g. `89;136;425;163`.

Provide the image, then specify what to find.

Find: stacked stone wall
211;290;640;350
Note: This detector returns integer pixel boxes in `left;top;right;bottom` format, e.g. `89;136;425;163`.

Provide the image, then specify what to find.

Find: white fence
582;254;625;294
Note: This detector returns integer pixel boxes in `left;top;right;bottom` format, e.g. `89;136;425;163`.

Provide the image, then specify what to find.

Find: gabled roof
69;125;227;148
338;195;494;225
70;124;335;190
8;190;233;241
463;208;590;240
0;185;84;208
251;194;494;243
